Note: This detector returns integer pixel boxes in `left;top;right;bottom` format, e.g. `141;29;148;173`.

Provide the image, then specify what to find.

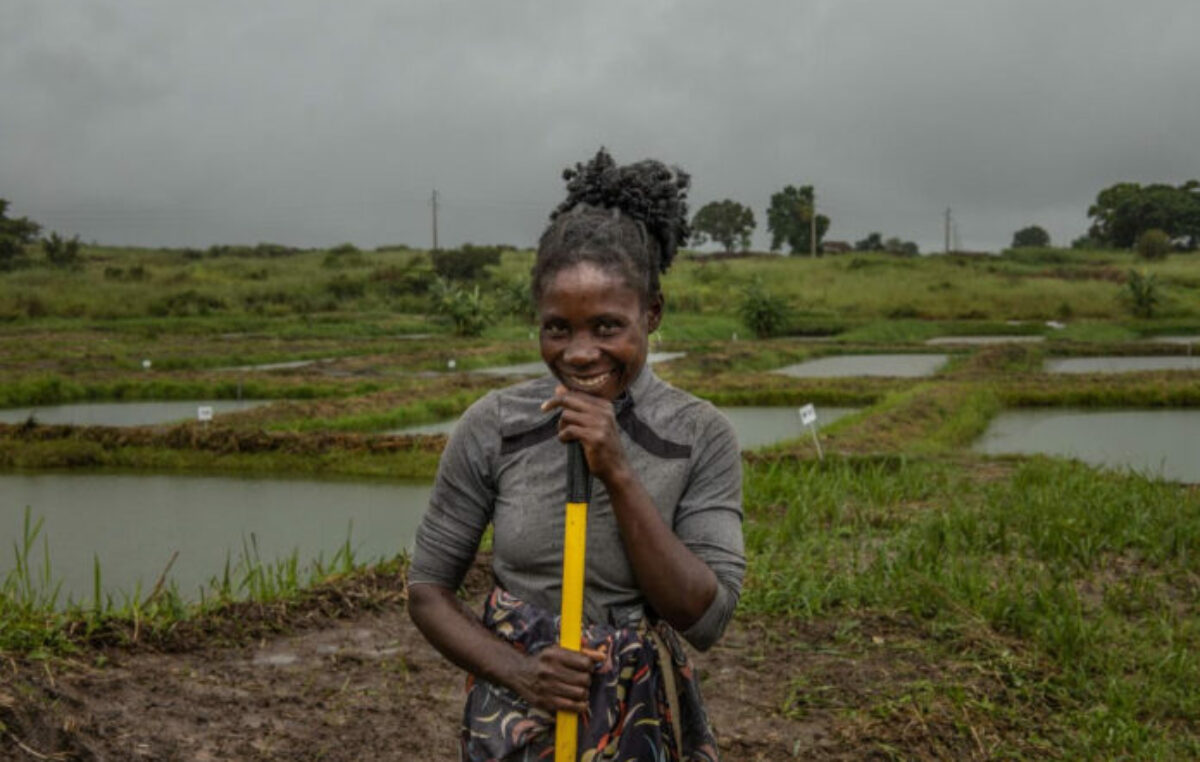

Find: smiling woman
407;149;744;761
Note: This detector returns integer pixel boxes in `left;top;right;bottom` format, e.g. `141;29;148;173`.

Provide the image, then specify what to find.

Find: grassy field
2;243;1198;758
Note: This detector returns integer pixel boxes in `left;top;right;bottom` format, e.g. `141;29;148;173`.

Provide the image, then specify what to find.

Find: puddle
1045;356;1200;374
0;400;268;427
974;408;1200;483
773;354;948;378
0;473;431;603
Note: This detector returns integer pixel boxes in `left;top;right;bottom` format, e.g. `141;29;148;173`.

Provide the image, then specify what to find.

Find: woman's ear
646;292;664;333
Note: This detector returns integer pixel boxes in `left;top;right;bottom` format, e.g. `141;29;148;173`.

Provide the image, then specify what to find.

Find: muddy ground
1;558;1029;761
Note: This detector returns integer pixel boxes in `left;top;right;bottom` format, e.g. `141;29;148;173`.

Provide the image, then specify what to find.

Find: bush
323;244;366;268
149;290;227;317
430;279;492;336
1124;269;1159;318
1136;229;1171;261
325;275;367;300
370;259;435;296
430;244;504;281
738;279;792;338
494;278;536;322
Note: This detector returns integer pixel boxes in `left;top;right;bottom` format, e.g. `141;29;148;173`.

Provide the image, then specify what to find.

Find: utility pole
944;207;952;254
431;189;440;252
809;188;817;258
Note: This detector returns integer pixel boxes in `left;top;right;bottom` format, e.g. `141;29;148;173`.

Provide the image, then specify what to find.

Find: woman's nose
563;335;599;366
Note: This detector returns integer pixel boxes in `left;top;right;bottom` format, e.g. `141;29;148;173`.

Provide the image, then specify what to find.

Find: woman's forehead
540;262;641;301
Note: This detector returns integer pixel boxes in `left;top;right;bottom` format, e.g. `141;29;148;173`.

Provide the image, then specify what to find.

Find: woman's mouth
562;369;617;392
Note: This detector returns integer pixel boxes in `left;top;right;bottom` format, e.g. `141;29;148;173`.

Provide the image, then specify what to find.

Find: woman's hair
532;148;690;304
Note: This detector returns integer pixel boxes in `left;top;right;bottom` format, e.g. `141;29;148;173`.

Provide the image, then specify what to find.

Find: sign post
798;403;823;461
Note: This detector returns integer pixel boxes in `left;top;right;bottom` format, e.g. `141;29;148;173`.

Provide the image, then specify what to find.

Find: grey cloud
1;0;1197;251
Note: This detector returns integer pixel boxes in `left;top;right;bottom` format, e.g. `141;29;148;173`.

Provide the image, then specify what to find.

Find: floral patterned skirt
461;587;720;762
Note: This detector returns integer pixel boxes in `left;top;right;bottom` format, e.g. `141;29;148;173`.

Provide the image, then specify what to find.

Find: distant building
821;240;851;254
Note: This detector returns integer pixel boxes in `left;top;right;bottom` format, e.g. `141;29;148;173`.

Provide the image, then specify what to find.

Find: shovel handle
556;441;590;761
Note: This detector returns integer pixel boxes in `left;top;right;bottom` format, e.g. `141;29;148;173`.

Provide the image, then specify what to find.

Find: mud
1;561;1044;761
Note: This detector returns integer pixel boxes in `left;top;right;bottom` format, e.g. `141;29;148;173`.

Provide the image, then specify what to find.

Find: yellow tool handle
554;500;588;761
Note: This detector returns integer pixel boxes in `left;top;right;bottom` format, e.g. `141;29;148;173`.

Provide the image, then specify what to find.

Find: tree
0;199;41;270
884;237;920;257
1087;181;1200;249
691;199;755;252
43;232;82;268
855;232;884;251
766;185;829;255
1011;225;1050;248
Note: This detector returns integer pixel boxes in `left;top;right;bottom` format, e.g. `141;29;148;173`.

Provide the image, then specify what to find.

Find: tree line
691;186;915;257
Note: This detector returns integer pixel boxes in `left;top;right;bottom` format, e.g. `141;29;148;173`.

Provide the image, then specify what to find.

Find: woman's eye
596;322;621;337
542;323;568;338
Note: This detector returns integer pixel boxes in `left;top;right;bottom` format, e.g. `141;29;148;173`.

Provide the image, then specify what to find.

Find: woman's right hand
511;645;603;714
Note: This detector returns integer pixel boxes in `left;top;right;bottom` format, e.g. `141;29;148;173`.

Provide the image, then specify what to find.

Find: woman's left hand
541;385;629;483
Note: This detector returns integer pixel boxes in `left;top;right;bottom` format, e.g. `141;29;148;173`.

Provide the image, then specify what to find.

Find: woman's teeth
568;371;612;389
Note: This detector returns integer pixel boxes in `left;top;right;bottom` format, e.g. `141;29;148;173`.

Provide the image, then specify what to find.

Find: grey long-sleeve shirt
408;366;745;651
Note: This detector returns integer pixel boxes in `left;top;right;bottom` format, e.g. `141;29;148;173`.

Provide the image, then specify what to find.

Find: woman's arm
545;387;725;633
408;583;600;714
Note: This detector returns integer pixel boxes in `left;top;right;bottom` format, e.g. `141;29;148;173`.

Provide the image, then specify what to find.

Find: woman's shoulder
635;372;734;445
457;374;559;438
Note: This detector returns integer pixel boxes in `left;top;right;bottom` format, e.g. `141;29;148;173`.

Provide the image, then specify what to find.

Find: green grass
741;456;1200;758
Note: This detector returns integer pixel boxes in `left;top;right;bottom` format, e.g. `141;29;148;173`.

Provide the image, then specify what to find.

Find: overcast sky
2;1;1198;253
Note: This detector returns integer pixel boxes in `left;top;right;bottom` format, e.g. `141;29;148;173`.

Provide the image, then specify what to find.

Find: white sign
197;406;214;422
798;404;817;426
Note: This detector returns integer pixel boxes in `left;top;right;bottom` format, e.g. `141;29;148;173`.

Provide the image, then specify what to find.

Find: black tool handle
567;440;592;503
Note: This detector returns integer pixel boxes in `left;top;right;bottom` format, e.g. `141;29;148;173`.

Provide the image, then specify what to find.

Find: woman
408;149;744;760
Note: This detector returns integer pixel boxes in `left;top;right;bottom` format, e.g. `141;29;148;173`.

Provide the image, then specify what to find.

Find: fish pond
774;354;949;378
1045;356;1200;373
973;408;1200;483
0;400;268;427
2;473;430;604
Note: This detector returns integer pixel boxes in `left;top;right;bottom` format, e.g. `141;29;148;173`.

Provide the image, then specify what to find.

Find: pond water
974;409;1200;483
720;406;860;450
0;400;268;427
925;336;1045;345
773;354;948;378
1145;335;1200;346
387;405;862;450
1045;356;1200;374
472;351;687;377
0;474;431;603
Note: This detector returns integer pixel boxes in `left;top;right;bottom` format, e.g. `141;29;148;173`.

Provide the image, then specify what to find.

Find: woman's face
538;262;662;401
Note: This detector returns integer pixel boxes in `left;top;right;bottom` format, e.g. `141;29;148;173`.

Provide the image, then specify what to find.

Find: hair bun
552;148;690;273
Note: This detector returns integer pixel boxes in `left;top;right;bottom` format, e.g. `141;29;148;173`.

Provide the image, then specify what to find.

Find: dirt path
2;565;1010;761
